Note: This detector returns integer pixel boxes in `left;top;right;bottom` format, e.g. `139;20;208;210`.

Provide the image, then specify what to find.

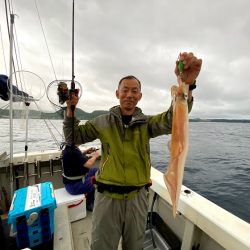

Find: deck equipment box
8;182;57;249
54;188;86;222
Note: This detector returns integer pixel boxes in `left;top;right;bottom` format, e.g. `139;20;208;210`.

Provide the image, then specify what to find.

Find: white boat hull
1;149;250;250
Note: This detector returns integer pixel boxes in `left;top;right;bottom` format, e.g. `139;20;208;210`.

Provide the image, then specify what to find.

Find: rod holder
36;156;42;179
49;155;53;177
23;161;29;186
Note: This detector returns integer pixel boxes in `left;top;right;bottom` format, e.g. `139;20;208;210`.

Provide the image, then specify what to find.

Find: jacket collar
110;105;147;124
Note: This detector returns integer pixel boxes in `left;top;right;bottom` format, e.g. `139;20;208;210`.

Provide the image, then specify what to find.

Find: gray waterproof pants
91;188;149;250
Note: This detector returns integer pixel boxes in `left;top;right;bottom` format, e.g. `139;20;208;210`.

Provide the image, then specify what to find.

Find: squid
164;78;189;217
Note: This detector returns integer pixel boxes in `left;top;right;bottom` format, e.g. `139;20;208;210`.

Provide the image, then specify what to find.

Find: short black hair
118;75;141;90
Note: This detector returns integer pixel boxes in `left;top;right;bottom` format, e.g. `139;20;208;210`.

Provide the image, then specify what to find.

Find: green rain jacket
63;102;193;199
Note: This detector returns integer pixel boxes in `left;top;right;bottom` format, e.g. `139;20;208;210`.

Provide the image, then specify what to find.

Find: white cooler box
54;188;86;222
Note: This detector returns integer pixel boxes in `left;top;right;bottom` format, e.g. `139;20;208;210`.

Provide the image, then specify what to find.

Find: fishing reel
47;80;82;108
56;81;80;105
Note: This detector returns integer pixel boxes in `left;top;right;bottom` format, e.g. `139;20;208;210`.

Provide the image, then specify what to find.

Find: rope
0;103;9;111
34;102;63;149
49;118;64;138
34;0;57;81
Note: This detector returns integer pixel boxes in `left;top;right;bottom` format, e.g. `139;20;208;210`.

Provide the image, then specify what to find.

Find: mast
9;14;14;197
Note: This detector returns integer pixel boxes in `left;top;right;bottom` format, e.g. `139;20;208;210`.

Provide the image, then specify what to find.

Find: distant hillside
0;108;109;120
1;108;250;123
190;118;250;123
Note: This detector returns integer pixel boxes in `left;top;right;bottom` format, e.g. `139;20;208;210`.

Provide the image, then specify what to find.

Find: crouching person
61;144;100;211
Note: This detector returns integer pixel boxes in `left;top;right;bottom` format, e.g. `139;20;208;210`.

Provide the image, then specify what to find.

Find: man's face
116;78;142;114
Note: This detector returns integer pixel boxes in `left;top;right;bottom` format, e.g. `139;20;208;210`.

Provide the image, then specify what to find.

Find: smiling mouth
125;101;133;104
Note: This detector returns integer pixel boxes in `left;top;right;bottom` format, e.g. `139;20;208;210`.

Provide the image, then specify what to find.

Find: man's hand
84;147;96;154
66;91;79;117
174;52;202;85
90;150;101;160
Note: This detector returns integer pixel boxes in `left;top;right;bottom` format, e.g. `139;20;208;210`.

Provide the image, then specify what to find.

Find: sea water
0;119;250;223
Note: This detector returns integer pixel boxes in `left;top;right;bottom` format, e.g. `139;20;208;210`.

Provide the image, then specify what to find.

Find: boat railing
0;150;62;185
150;167;250;250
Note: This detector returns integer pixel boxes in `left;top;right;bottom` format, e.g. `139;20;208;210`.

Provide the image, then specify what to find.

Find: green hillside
0;108;109;120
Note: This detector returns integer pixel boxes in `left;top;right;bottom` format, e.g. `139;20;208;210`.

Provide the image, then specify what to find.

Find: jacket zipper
100;144;110;172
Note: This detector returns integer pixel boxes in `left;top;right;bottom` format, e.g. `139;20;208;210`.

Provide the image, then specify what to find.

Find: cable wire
34;0;57;81
34;102;63;149
0;103;10;111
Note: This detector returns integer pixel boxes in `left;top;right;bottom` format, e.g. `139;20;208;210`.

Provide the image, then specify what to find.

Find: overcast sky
0;0;250;119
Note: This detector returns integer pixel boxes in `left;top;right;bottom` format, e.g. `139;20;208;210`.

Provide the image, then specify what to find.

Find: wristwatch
189;80;197;91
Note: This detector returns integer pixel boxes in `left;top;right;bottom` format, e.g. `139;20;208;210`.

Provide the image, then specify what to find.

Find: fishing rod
56;0;78;144
69;0;77;146
71;0;75;91
53;0;81;145
9;13;14;197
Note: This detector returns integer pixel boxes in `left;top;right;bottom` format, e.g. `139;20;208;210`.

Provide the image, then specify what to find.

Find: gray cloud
1;0;249;118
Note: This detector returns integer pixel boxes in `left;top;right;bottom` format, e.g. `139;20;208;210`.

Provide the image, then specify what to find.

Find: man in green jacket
63;52;202;250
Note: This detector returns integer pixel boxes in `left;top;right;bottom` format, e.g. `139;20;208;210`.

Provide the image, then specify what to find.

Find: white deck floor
71;212;93;250
54;206;122;250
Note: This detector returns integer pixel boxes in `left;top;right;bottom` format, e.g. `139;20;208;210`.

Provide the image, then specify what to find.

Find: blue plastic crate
8;182;57;249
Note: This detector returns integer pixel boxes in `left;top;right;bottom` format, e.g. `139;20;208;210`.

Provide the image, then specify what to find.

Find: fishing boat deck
54;206;123;250
1;152;250;250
